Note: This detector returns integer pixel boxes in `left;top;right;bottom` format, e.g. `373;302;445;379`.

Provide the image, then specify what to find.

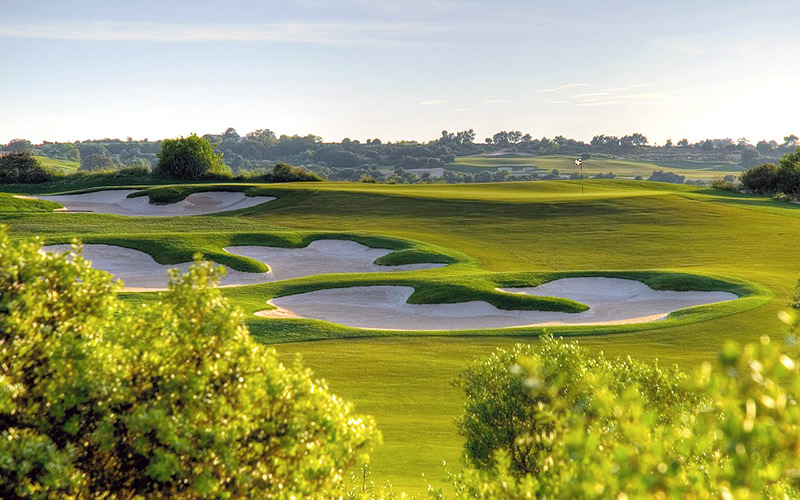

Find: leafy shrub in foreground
442;333;800;498
0;229;377;498
0;152;50;184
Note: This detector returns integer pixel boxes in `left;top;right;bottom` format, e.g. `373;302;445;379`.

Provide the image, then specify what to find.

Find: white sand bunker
259;278;738;330
36;189;275;216
42;240;444;291
42;244;271;291
225;240;446;280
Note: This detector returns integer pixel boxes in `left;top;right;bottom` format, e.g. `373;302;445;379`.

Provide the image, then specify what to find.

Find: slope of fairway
34;156;80;174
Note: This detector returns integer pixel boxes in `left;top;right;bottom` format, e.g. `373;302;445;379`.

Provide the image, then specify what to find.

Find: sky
2;0;799;145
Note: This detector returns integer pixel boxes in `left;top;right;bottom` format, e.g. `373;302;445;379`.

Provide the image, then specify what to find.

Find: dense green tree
741;163;779;193
4;139;32;153
0;229;377;498
777;148;800;194
155;134;231;179
0;152;49;184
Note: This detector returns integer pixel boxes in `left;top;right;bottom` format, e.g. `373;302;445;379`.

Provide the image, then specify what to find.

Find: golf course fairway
2;179;798;493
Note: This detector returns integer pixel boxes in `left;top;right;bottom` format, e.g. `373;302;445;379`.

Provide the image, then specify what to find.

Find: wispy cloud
417;100;445;106
572;91;678;107
482;99;511;104
535;83;678;107
535;83;588;93
451;108;472;112
0;19;456;45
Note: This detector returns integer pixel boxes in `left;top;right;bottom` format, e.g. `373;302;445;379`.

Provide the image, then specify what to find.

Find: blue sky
2;0;799;144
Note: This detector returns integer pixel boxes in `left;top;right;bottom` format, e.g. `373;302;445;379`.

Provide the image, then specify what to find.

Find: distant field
2;179;798;493
451;154;743;179
35;156;80;173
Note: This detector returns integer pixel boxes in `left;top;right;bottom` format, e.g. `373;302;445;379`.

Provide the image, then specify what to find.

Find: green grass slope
34;156;80;174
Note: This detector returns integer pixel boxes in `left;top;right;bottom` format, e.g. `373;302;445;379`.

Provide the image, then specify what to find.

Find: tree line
3;129;798;180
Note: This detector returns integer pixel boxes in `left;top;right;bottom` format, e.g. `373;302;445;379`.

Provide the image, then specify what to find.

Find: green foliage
155;134;232;180
741;163;780;193
446;334;800;498
268;162;322;182
79;153;117;172
742;150;800;196
0;229;377;498
711;177;739;192
0;153;50;184
454;336;699;476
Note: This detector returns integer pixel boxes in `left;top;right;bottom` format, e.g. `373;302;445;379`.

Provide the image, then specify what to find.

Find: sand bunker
36;189;275;216
225;240;446;280
42;240;444;291
42;244;271;290
259;278;738;330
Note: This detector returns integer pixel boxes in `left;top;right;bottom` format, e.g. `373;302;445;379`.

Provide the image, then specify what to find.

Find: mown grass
2;178;798;493
452;154;743;179
0;193;61;213
34;156;80;174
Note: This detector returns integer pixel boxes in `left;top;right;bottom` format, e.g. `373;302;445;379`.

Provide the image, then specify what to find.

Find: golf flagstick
574;158;583;194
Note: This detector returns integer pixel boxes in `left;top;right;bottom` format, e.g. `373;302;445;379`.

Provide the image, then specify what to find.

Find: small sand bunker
258;278;738;330
42;240;444;291
42;244;271;291
225;240;446;280
36;189;275;216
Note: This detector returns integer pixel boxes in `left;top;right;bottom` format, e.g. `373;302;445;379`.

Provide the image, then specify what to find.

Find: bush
0;152;50;184
0;229;377;497
444;334;800;498
115;165;151;177
271;162;322;182
155;134;232;179
774;192;791;202
742;150;800;195
777;149;800;195
251;162;322;183
711;178;739;192
647;170;685;184
741;163;780;193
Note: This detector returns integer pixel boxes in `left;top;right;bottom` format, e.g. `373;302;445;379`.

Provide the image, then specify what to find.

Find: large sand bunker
225;240;446;280
42;240;445;291
42;244;270;290
259;278;738;330
36;189;275;216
